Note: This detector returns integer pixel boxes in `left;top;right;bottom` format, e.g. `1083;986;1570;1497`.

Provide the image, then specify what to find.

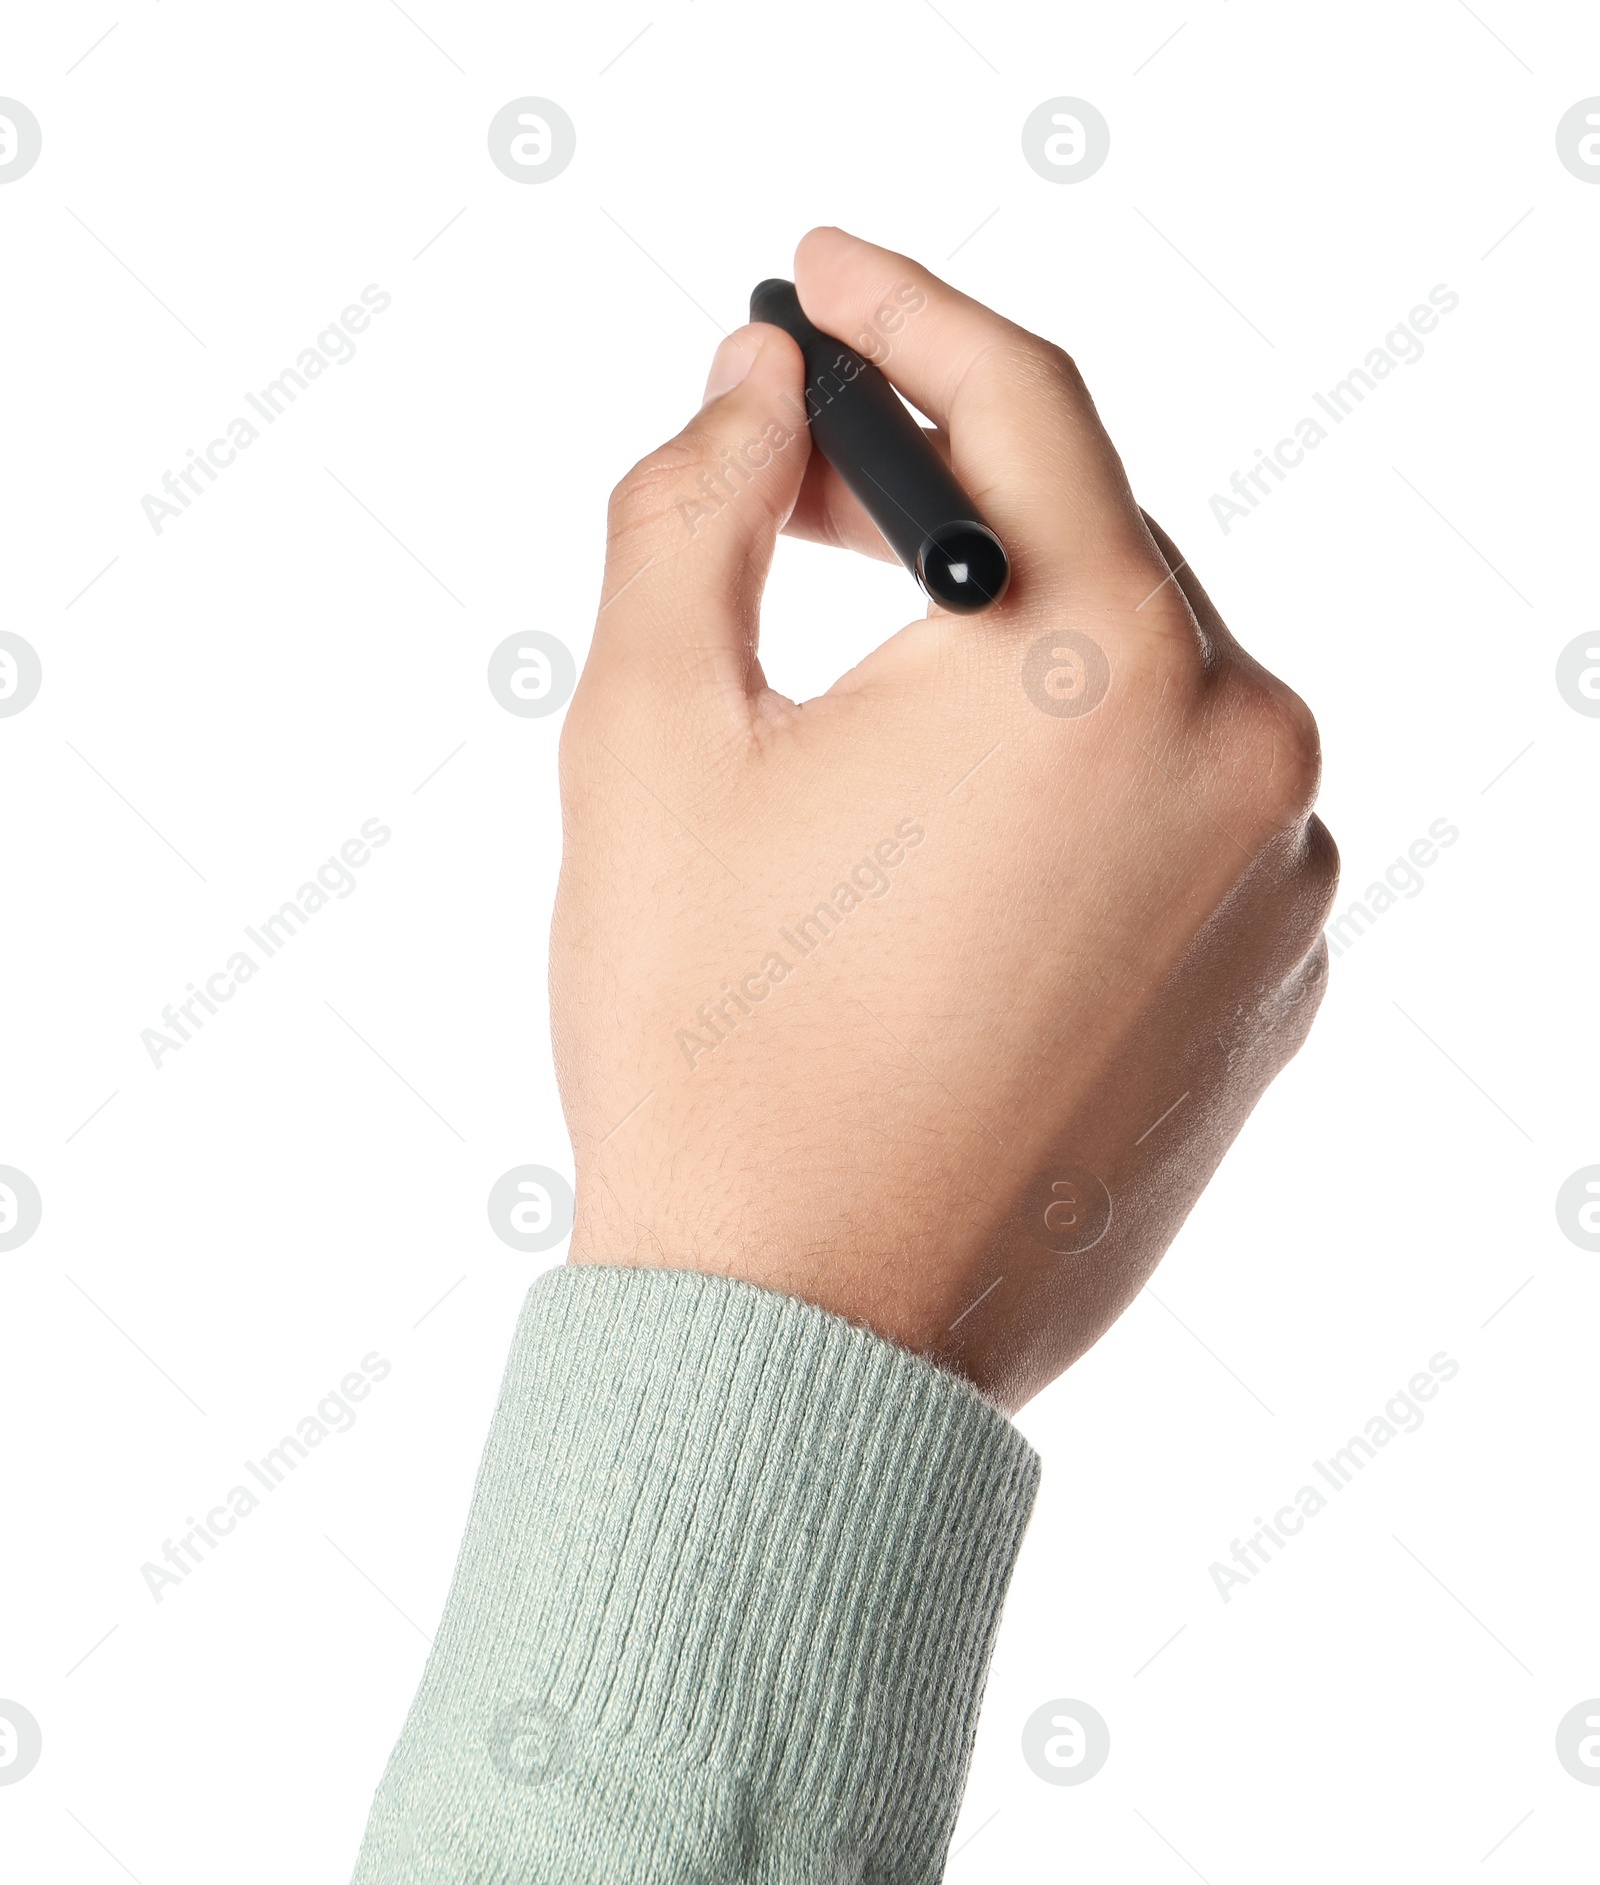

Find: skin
552;226;1338;1414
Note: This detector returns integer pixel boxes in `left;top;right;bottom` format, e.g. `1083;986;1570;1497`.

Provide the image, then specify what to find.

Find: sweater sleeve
350;1264;1040;1884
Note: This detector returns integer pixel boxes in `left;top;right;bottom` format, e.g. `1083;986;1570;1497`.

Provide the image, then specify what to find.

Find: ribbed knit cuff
352;1265;1040;1885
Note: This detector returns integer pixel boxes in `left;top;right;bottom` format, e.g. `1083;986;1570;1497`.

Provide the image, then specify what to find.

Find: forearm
351;1265;1039;1883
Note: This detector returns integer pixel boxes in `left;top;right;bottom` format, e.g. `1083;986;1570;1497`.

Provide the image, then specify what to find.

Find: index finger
792;226;1162;601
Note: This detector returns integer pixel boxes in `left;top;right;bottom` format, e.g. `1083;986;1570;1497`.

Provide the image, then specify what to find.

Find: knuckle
1299;814;1341;918
992;334;1087;405
1037;336;1086;394
1276;815;1342;952
606;440;702;540
1211;669;1324;827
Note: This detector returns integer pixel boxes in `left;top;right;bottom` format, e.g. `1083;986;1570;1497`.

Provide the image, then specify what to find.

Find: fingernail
701;332;760;406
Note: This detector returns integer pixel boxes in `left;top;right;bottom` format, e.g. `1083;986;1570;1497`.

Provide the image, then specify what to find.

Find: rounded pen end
915;521;1010;613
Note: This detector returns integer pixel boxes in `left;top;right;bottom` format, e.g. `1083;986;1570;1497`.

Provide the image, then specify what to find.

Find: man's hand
551;226;1336;1412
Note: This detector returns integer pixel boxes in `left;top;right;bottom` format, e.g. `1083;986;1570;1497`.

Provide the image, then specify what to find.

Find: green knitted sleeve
351;1264;1040;1883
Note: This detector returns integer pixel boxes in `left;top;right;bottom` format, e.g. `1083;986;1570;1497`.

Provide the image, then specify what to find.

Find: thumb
585;322;811;721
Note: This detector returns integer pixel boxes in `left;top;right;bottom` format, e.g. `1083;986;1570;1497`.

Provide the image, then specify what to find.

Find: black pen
750;278;1010;614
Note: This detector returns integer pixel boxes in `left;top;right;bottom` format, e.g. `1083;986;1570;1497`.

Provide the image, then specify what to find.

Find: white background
2;2;1596;1879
